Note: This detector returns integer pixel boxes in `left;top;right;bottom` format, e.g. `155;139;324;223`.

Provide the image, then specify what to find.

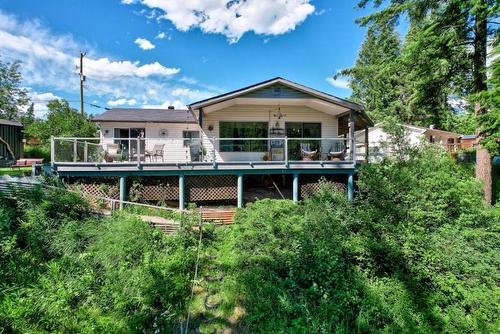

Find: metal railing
51;136;360;166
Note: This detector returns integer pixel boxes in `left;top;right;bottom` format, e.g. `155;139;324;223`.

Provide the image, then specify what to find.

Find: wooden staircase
199;208;237;225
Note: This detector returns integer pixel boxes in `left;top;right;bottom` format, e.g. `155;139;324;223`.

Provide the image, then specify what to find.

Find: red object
11;159;43;168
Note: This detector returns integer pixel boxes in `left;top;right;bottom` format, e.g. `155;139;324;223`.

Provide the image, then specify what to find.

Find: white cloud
121;0;136;4
107;98;138;106
171;88;213;101
156;32;166;39
326;77;350;90
0;11;226;114
23;91;62;118
142;100;186;109
0;11;190;107
81;58;179;79
134;37;155;50
125;0;315;43
179;76;197;85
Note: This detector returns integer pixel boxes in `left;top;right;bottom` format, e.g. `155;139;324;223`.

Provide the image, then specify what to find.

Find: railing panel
52;137;357;165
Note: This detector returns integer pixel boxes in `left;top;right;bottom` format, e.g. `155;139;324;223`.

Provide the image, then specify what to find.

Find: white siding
355;125;426;161
97;105;341;163
99;122;201;163
201;105;339;161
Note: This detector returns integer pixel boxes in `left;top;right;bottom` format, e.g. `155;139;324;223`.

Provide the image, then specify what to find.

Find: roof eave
189;77;364;112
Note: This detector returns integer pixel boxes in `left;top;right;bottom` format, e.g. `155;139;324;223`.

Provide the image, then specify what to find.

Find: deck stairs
199;208;237;225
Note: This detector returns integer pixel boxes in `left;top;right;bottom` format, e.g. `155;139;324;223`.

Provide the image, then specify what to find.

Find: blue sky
0;0;377;117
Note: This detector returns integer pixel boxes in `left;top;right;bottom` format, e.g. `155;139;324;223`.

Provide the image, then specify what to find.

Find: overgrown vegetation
1;146;498;333
0;187;199;333
212;147;499;333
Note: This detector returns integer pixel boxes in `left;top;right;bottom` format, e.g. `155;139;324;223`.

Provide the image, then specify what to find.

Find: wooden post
179;174;185;210
84;141;88;162
50;136;55;165
349;111;355;162
212;138;217;168
284;137;288;166
364;126;369;162
293;173;299;202
136;138;141;168
73;139;77;162
119;176;127;209
237;174;244;208
347;173;354;201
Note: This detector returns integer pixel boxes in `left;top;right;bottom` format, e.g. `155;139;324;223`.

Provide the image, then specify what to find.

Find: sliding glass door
114;128;145;160
285;122;321;160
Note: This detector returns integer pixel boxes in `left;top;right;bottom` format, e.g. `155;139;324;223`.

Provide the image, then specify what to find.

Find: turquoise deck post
347;173;354;201
237;174;244;208
292;173;299;202
179;174;185;210
119;176;127;209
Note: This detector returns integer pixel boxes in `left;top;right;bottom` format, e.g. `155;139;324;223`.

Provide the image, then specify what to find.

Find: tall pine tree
344;0;498;202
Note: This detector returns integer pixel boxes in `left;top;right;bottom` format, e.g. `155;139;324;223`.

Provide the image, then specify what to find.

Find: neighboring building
356;123;464;161
51;77;373;208
0;119;23;164
459;134;478;149
425;126;462;151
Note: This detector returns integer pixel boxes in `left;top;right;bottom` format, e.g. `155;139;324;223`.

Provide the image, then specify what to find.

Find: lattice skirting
187;175;237;201
64;177;120;200
137;177;179;201
131;175;236;202
300;174;347;199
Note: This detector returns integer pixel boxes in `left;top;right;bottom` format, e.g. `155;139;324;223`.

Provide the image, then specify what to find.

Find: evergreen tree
337;26;403;123
349;0;498;202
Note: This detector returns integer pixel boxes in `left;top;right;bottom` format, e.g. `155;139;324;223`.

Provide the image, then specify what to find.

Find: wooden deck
53;160;357;177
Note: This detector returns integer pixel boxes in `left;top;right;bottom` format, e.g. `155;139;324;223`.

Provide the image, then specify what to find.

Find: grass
0;166;32;176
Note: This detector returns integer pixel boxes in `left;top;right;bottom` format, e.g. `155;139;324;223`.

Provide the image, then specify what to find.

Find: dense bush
23;144;51;162
223;147;499;333
1;146;498;333
0;187;199;333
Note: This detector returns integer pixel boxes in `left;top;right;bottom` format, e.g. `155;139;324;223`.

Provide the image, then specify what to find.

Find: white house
355;123;463;161
52;77;373;208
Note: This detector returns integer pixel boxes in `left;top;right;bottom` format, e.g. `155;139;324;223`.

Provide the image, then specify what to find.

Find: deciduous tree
0;59;29;120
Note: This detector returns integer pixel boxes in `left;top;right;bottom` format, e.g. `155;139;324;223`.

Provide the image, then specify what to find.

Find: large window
285;123;321;160
183;130;200;147
219;122;268;152
285;122;321;138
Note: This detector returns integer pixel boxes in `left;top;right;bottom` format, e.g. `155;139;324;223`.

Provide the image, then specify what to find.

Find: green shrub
23;144;50;162
0;187;198;333
220;147;499;333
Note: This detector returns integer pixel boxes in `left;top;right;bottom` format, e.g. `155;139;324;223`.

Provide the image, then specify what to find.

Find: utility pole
79;52;86;116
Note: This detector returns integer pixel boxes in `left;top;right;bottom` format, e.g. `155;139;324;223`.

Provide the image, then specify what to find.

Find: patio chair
328;141;347;161
145;144;165;162
300;143;317;161
105;144;121;162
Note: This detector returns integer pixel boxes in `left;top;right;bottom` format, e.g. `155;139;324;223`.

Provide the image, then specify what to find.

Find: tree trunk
473;0;491;203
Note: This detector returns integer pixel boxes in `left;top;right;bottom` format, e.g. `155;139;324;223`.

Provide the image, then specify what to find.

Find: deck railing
51;136;360;166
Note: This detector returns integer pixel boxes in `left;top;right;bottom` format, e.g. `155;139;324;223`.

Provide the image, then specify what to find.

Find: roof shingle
92;108;196;123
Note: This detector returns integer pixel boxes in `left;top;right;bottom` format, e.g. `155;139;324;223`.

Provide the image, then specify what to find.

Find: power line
29;100;110;110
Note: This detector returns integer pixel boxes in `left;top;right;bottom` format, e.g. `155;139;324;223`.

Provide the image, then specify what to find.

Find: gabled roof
190;77;362;110
92;108;196;123
0;119;23;127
